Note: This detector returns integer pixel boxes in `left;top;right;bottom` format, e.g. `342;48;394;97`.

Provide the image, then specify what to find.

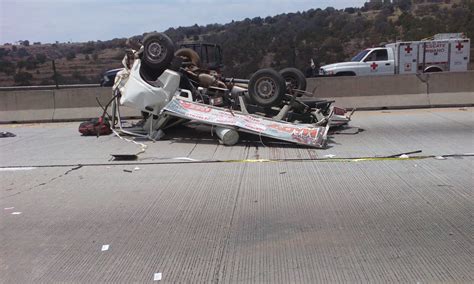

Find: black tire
175;48;201;67
248;68;286;107
280;67;307;91
142;33;175;72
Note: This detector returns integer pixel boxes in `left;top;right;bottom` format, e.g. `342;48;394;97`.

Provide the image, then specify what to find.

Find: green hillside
0;0;472;86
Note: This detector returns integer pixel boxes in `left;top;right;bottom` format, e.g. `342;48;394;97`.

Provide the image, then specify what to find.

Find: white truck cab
319;33;470;76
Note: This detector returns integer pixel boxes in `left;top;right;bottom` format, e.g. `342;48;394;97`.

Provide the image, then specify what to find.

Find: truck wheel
280;67;307;91
248;68;286;107
142;33;175;72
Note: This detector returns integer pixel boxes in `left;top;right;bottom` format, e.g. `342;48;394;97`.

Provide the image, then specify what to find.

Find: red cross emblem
405;45;413;54
456;42;464;51
370;62;378;70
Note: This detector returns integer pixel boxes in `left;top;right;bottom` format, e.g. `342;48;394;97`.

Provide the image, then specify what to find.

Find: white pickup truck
319;34;470;76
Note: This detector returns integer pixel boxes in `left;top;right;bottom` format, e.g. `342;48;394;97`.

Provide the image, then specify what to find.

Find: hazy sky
1;0;367;44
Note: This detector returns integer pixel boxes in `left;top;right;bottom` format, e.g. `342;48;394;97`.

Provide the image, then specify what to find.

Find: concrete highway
0;108;473;283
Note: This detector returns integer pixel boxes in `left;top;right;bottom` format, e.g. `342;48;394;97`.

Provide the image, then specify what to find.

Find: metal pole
52;60;59;89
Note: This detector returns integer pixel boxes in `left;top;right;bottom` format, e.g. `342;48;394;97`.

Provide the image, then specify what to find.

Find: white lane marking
172;157;200;162
4;207;14;210
0;167;36;171
11;212;22;215
101;244;110;251
153;273;162;281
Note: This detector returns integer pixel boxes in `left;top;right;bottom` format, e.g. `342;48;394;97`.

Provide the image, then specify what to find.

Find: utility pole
52;60;59;89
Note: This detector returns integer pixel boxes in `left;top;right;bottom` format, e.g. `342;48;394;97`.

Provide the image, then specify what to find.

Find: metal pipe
223;78;250;84
215;127;239;146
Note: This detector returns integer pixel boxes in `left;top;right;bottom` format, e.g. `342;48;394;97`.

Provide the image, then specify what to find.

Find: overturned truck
110;33;352;148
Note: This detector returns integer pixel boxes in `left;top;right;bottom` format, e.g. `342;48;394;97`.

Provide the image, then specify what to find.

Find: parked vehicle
100;68;123;87
319;33;470;76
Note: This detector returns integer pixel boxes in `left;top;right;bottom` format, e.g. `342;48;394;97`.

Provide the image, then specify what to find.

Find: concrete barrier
306;71;474;109
0;86;140;123
0;89;55;122
0;71;473;123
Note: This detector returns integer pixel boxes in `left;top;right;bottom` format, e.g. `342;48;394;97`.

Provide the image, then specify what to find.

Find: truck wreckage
107;32;353;148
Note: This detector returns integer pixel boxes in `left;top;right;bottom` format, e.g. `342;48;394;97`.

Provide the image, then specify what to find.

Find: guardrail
0;71;473;123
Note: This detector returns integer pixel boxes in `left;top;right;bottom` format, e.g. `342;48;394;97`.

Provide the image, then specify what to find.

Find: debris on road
11;212;22;215
112;155;138;161
0;131;16;138
78;118;112;136
101;244;110;251
153;273;162;281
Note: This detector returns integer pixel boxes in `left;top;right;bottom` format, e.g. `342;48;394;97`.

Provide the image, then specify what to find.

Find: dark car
100;68;123;87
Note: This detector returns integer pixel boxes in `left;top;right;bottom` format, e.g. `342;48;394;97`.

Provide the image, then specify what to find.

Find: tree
17;48;29;57
24;56;38;70
14;71;33;85
0;60;15;75
344;7;356;14
66;50;76;60
396;0;412;12
36;53;47;64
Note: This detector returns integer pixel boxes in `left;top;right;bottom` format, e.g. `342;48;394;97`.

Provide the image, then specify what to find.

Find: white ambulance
319;33;470;76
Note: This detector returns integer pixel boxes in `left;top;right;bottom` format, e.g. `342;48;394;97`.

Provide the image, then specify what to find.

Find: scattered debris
153;273;162;281
78;118;112;136
112;154;138;161
459;107;468;111
133;166;140;171
0;131;16;138
324;154;336;158
384;150;422;158
101;244;110;251
123;169;133;173
279;171;287;174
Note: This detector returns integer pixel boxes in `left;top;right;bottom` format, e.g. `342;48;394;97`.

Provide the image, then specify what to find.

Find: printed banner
163;97;327;147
